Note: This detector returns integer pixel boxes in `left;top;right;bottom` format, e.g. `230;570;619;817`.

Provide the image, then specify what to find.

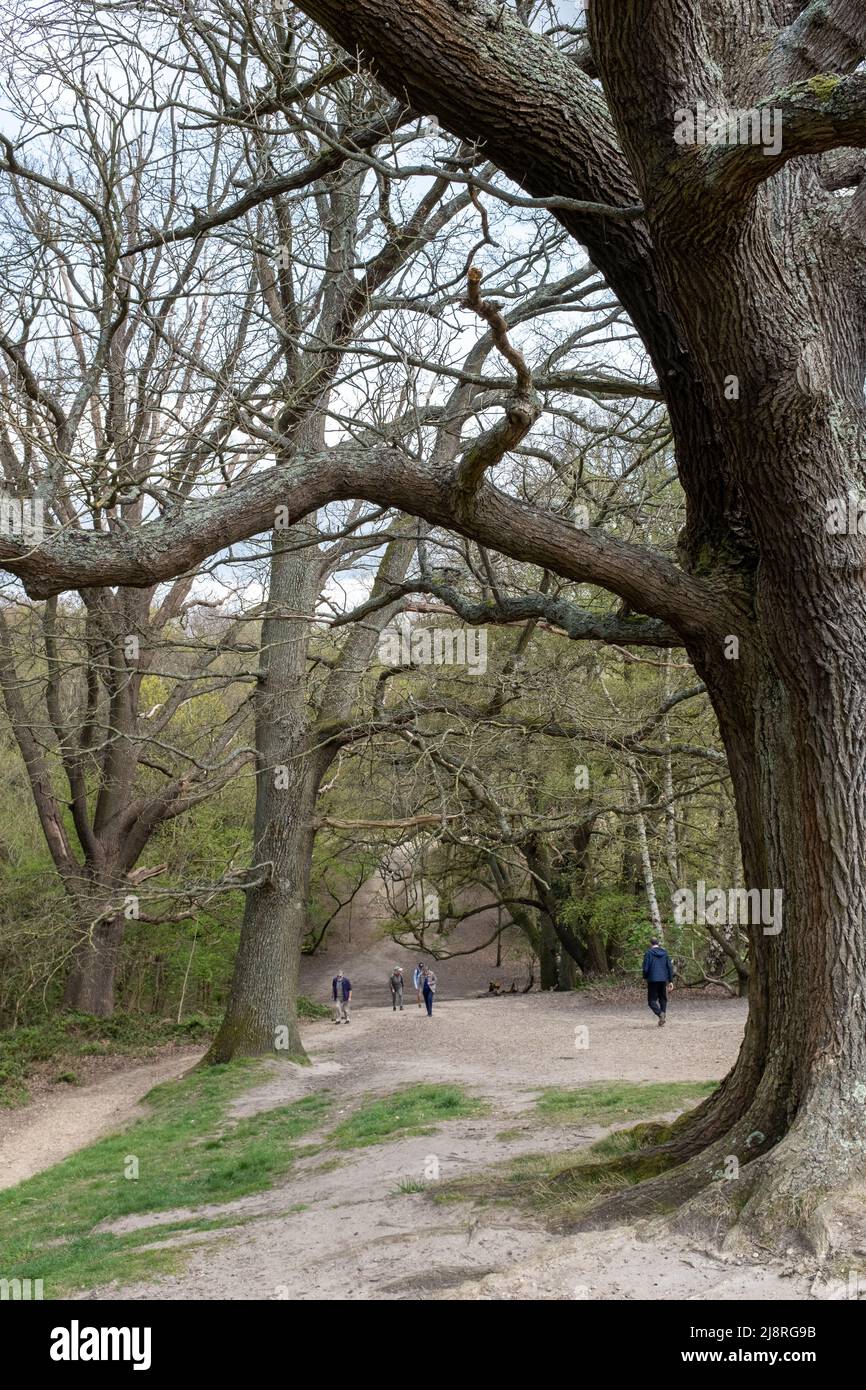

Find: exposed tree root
557;1102;866;1262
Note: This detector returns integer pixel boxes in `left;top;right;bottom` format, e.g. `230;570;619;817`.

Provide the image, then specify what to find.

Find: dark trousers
647;981;668;1016
423;985;433;1016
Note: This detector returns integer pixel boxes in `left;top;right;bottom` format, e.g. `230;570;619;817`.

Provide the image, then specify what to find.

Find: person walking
422;966;437;1017
413;961;425;1009
642;937;674;1026
389;966;404;1011
332;969;352;1023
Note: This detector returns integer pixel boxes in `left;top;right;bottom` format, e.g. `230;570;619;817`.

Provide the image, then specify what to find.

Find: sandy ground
3;993;852;1300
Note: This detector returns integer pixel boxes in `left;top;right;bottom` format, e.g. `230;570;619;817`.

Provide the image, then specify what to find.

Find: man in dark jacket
642;938;674;1026
332;970;352;1023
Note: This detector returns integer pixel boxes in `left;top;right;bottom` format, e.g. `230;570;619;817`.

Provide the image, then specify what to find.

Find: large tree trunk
207;530;326;1063
206;768;322;1063
207;511;415;1063
63;912;126;1017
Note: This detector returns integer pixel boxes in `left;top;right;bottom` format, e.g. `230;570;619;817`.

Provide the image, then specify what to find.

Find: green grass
331;1084;486;1149
297;997;331;1020
534;1080;716;1126
0;1059;330;1297
0;1013;218;1108
436;1081;718;1223
0;1002;328;1106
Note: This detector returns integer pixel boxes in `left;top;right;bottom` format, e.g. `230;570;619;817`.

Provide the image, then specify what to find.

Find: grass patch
297;997;331;1021
437;1081;717;1224
534;1080;716;1127
0;1059;330;1296
331;1084;485;1149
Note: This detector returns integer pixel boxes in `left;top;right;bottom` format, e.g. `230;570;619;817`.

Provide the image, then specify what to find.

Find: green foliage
0;1013;217;1107
395;1178;429;1194
297;996;331;1020
561;888;651;969
0;1005;323;1107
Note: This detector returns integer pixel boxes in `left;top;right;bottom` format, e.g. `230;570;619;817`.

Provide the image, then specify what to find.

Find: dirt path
2;995;839;1299
0;1048;200;1192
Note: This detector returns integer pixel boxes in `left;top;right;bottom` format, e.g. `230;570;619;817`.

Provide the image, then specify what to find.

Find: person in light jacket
389;967;404;1011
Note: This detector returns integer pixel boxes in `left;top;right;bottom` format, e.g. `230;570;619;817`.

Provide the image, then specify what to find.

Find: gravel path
312;988;746;1095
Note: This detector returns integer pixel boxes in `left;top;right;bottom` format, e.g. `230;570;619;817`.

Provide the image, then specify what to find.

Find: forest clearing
8;989;825;1302
0;0;865;1347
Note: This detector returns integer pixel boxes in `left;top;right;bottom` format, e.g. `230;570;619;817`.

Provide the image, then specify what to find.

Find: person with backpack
422;966;437;1017
389;966;404;1011
332;969;352;1023
413;961;425;1008
642;937;674;1026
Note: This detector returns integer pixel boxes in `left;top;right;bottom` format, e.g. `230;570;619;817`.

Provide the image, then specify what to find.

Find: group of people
331;961;439;1022
389;963;437;1015
333;938;673;1027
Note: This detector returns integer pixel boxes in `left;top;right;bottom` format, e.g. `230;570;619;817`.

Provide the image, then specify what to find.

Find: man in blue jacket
642;937;674;1026
332;969;352;1023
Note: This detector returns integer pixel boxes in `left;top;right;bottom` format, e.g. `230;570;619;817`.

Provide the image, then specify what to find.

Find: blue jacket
642;946;673;983
332;976;351;1001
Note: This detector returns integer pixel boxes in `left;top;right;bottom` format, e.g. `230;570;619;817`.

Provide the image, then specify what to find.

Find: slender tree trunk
628;763;663;936
661;652;679;890
557;948;580;991
539;918;559;991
